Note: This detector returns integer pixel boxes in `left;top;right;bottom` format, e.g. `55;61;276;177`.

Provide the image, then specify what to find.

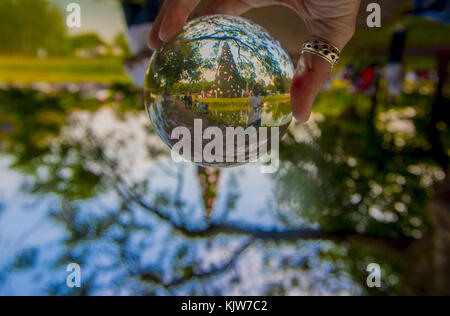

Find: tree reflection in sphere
144;15;294;167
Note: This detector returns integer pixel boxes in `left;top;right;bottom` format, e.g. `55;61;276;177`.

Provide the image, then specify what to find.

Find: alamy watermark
366;263;381;288
66;263;81;288
367;3;382;28
66;3;81;28
65;2;381;29
170;119;280;173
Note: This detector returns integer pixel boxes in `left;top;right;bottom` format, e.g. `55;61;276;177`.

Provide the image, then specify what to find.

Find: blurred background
0;0;449;296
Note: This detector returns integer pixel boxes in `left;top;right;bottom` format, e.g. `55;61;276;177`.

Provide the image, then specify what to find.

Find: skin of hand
149;0;361;122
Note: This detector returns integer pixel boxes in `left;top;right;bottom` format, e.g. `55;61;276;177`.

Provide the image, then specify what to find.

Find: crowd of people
162;84;264;127
327;62;438;103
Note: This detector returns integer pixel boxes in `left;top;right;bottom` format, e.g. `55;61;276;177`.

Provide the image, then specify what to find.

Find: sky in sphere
48;0;127;43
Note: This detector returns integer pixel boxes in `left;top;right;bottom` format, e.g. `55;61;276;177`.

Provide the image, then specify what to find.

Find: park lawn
0;56;131;84
199;95;291;111
203;95;290;104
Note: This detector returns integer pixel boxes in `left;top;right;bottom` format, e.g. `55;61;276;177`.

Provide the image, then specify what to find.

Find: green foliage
0;88;104;199
0;0;68;55
171;81;215;94
13;248;38;270
146;40;204;92
277;90;448;240
112;32;131;57
0;56;129;84
68;33;105;50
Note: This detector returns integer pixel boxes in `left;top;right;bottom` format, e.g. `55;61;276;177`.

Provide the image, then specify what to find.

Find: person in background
121;0;160;87
356;64;376;93
248;85;264;127
385;0;448;103
386;24;408;103
188;92;193;108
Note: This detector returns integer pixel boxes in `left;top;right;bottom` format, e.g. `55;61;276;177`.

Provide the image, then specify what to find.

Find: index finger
149;0;201;50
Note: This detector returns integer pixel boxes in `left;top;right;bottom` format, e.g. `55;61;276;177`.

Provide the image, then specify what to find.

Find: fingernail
148;32;161;50
148;41;157;51
293;111;309;123
159;28;171;43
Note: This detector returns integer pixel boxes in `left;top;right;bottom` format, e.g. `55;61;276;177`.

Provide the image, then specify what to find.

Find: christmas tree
197;167;221;219
213;42;243;98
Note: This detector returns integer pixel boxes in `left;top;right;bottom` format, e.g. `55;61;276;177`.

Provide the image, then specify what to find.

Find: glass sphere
144;15;294;167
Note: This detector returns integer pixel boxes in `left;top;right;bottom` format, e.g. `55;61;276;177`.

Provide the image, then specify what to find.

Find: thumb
290;52;331;122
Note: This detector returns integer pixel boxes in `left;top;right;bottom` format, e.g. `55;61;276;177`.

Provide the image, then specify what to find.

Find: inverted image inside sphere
144;15;295;167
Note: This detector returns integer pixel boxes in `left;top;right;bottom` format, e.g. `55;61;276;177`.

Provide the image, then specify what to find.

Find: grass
198;95;291;111
0;56;130;84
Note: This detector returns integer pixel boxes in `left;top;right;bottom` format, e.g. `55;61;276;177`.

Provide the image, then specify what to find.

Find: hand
149;0;361;122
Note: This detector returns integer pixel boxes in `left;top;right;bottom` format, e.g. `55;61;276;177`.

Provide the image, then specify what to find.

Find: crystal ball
144;15;294;167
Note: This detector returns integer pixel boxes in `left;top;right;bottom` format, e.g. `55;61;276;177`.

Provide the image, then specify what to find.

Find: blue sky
0;103;358;295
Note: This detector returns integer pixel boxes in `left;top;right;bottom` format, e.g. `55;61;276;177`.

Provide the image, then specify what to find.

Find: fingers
290;53;331;122
302;0;361;50
289;0;360;121
159;0;202;43
149;0;201;50
203;0;254;16
203;0;281;16
148;3;167;50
